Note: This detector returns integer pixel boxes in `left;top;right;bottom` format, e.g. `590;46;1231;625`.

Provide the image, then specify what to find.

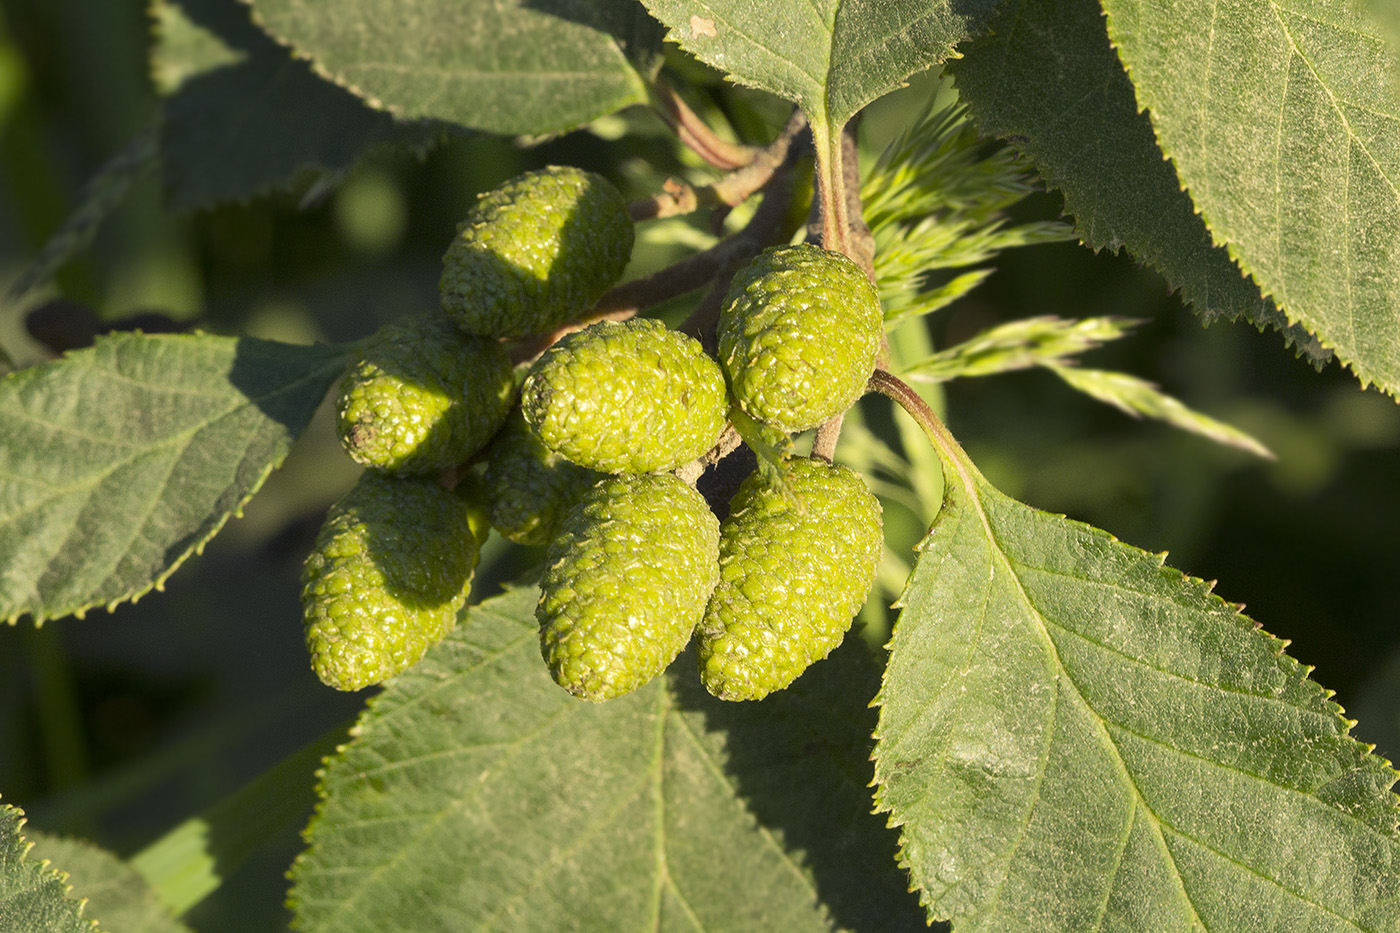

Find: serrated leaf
151;0;257;93
246;0;662;136
24;835;190;933
153;0;451;210
290;586;926;932
0;332;351;624
947;0;1331;364
0;803;95;933
1099;0;1400;398
641;0;1002;131
874;440;1400;931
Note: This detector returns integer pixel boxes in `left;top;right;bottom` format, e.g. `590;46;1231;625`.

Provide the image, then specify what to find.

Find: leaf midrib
942;446;1205;932
954;454;1384;930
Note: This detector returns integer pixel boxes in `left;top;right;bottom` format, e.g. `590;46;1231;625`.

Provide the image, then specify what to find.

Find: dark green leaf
246;0;663;136
0;804;95;933
948;0;1330;364
874;442;1400;931
0;333;351;624
1100;0;1400;397
290;586;925;932
641;0;1002;130
153;0;451;209
24;836;190;933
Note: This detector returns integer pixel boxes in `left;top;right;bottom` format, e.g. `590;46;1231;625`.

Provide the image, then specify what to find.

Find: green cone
521;318;728;473
480;411;601;546
698;458;883;701
537;473;720;701
336;314;516;475
718;243;882;434
440;166;634;339
302;472;483;691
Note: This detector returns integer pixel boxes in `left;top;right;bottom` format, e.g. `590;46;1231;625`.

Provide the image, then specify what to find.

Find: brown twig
627;110;810;223
841;117;876;282
678;132;810;344
650;75;757;170
675;423;746;488
867;368;956;455
804;117;883;457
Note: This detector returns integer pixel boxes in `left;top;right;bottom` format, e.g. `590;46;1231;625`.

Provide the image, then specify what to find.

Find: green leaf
290;586;925;932
0;332;351;624
640;0;1002;130
1099;0;1400;398
0;803;95;933
874;441;1400;931
24;835;190;933
127;721;350;916
246;0;662;136
150;0;257;92
153;0;451;210
947;0;1331;364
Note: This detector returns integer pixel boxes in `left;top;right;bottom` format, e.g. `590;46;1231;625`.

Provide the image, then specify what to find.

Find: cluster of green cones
302;166;888;703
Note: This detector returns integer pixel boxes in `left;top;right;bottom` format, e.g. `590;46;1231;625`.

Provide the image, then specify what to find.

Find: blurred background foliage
0;1;1396;929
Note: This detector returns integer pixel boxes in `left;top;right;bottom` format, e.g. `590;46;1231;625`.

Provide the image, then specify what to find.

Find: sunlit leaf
247;0;663;135
290;586;926;932
1100;0;1400;398
1047;364;1273;459
875;438;1400;931
0;803;95;933
641;0;1001;131
948;0;1331;364
903;316;1137;382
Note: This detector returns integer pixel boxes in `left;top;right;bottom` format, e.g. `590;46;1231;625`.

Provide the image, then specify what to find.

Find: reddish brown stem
627;110;810;223
651;76;756;170
867;368;957;455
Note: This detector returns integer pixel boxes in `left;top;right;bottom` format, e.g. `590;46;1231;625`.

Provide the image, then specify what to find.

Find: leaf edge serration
0;799;101;932
1094;2;1398;399
284;583;542;927
1;332;354;627
871;459;1400;927
944;0;1336;371
239;0;652;137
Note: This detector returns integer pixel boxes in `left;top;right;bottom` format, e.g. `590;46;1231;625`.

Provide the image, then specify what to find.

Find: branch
650;75;757;170
628;110;810;222
812;119;851;258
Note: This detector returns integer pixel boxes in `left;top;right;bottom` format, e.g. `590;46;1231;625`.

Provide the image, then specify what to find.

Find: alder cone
336;314;515;475
537;473;720;701
698;457;883;701
302;473;482;691
480;412;600;546
718;243;882;434
439;166;634;339
521;318;728;474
